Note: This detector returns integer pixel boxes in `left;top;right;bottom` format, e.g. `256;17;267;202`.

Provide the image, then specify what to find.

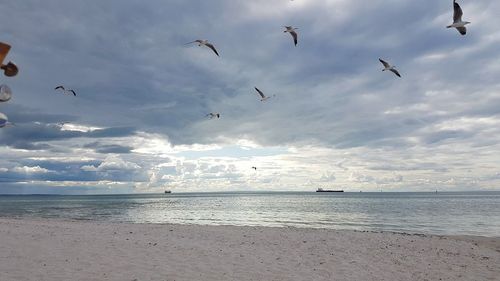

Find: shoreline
1;218;499;281
2;215;499;239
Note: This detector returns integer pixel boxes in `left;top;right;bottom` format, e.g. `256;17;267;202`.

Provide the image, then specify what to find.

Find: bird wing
69;90;77;96
290;30;298;46
0;112;8;127
390;69;401;78
254;87;265;99
453;1;463;23
0;42;11;64
205;43;219;57
184;40;200;45
456;26;467;35
379;58;390;68
55;86;65;90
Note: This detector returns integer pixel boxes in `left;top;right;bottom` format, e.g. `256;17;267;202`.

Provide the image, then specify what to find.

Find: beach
1;218;498;281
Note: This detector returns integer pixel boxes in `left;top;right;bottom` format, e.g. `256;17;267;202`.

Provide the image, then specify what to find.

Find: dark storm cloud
20;159;101;171
0;122;136;151
10;142;54;151
423;129;474;145
1;0;498;147
83;142;133;154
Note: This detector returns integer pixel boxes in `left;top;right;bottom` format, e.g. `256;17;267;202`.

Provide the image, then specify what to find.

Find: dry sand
0;218;499;281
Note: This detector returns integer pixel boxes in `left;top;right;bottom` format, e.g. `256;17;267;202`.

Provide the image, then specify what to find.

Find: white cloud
81;156;141;172
13;166;50;174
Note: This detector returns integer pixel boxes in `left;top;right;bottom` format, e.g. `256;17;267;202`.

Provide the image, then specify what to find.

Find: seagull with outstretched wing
379;58;401;78
284;26;298;46
185;40;220;57
446;0;470;35
55;85;77;96
254;87;275;101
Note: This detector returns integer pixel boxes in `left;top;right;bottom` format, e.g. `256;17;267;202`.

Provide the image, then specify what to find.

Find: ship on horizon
316;188;344;193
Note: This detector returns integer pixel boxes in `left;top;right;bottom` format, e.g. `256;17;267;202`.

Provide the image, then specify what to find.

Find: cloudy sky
1;0;500;194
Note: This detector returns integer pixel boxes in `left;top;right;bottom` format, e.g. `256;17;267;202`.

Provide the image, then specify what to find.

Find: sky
1;0;500;194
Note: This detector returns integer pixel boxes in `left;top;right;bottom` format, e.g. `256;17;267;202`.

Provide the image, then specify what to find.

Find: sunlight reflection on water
1;192;499;236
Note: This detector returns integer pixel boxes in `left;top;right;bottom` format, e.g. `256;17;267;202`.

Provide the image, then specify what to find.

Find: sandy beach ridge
1;218;499;281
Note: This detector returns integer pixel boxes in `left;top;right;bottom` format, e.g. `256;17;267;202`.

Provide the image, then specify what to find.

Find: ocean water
0;192;499;237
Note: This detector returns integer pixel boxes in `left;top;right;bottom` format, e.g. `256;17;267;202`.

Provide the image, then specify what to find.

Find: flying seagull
55;86;77;96
379;59;401;78
284;26;298;46
185;40;220;57
0;42;19;77
254;87;275;101
0;84;12;102
447;0;470;35
0;112;14;128
0;61;18;77
206;113;221;119
251;166;257;171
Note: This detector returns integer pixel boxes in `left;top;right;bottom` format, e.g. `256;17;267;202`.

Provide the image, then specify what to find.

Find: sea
1;191;499;237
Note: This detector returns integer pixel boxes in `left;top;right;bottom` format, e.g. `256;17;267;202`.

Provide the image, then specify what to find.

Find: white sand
0;219;499;281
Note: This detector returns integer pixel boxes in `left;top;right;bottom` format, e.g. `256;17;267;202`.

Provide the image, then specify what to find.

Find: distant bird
206;113;220;119
379;59;401;78
0;84;12;102
254;87;275;101
0;112;13;128
54;86;77;96
447;0;470;35
284;26;298;46
252;166;257;171
185;40;220;57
